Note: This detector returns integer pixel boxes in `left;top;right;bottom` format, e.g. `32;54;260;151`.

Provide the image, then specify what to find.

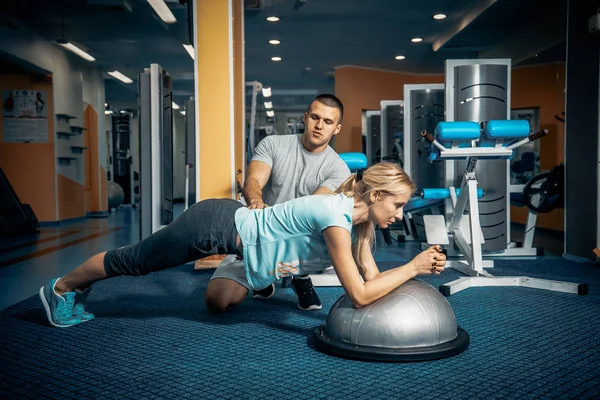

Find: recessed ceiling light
266;16;279;22
395;55;406;60
269;39;281;45
411;37;423;43
271;56;282;61
433;13;447;20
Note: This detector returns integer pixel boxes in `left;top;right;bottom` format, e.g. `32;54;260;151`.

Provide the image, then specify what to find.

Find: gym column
193;0;244;200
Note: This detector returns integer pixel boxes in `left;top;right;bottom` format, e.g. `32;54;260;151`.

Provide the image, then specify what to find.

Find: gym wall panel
195;0;237;200
233;0;245;197
57;173;85;221
100;166;108;211
0;75;56;222
511;63;566;231
84;105;106;213
334;66;443;153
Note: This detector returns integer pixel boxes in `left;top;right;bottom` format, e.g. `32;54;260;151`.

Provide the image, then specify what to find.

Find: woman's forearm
354;263;416;307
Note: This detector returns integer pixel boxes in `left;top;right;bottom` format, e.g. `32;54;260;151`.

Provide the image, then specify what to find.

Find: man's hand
248;199;269;210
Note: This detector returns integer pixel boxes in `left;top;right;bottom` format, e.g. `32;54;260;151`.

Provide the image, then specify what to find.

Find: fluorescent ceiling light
120;110;127;114
433;13;447;20
269;39;281;45
105;110;113;115
264;101;273;109
266;110;275;117
271;56;282;62
395;55;406;60
183;44;194;60
411;37;423;43
147;0;177;24
266;16;279;22
262;87;272;97
108;70;133;84
172;102;180;110
57;41;95;62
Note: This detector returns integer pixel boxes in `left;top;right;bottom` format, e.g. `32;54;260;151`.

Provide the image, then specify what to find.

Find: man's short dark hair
307;94;344;123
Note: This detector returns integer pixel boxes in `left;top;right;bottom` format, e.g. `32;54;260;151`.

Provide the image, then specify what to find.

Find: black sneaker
253;283;275;299
291;276;322;311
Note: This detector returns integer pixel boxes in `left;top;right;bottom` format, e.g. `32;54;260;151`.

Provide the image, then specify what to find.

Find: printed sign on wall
1;90;49;143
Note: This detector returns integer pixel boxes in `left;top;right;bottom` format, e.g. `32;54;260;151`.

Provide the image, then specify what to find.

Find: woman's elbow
350;295;369;309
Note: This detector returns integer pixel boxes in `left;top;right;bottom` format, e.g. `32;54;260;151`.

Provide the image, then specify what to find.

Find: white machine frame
422;126;586;296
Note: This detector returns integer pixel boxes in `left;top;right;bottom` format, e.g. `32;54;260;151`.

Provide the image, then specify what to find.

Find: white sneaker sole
297;304;323;311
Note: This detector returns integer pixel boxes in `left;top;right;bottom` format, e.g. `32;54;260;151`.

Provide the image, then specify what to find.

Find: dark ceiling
0;0;567;111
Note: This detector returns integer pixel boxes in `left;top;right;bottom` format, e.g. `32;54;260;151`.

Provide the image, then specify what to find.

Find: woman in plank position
39;162;446;327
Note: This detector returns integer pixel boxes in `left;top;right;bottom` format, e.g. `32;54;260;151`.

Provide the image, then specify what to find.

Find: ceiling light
395;55;406;60
266;16;279;22
147;0;177;24
271;56;282;62
433;13;447;20
180;110;186;116
104;103;108;107
305;67;311;71
108;70;133;84
105;110;113;115
172;102;180;110
262;87;272;97
264;101;273;109
269;39;281;45
266;110;275;117
57;40;95;62
183;44;194;60
411;37;423;43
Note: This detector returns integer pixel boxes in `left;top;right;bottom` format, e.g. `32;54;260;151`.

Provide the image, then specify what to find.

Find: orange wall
57;173;85;220
511;63;566;231
334;66;443;153
0;75;56;222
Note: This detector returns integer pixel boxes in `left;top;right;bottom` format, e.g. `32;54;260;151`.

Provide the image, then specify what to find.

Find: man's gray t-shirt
252;134;351;206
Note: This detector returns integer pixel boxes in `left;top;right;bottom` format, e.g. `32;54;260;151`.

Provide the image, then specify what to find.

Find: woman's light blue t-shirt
234;193;354;290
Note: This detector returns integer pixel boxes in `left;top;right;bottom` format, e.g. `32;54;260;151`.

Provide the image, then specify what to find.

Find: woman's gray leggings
103;199;243;277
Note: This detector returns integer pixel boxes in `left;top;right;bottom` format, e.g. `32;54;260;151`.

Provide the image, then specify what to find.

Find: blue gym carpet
0;254;598;398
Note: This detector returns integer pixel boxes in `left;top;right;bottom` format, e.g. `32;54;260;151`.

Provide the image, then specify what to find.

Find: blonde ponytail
335;162;416;270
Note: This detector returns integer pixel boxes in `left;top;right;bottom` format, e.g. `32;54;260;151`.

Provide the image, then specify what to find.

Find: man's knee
205;279;248;313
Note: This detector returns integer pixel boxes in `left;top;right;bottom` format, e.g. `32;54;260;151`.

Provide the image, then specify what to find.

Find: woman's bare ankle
54;278;72;296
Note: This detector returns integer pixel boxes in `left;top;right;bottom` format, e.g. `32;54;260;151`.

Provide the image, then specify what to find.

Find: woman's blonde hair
335;162;416;272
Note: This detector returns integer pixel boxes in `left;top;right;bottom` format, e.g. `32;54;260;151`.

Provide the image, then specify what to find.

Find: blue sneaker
39;278;82;328
73;287;95;322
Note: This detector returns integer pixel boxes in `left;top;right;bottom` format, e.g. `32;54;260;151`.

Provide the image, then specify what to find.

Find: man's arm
242;160;272;209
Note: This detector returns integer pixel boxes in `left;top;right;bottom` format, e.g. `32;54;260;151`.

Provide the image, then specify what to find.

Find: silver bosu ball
314;279;469;362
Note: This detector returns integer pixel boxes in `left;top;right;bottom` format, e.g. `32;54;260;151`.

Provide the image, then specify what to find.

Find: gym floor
0;206;598;399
